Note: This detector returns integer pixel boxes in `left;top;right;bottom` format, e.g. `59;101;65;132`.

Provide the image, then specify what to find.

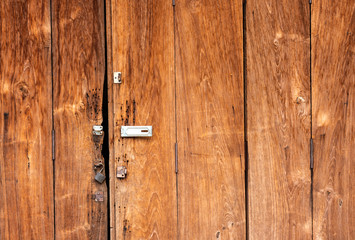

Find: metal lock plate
117;166;127;179
93;125;103;136
94;191;104;202
114;72;122;84
121;126;152;137
95;172;106;184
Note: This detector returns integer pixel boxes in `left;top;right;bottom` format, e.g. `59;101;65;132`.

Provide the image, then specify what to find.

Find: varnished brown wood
246;0;311;239
312;1;355;239
52;0;107;239
0;1;53;239
110;0;176;239
175;1;245;239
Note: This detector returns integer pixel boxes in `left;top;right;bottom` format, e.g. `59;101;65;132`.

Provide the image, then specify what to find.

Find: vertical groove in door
102;0;111;239
105;0;116;239
243;0;249;239
173;2;179;240
49;0;56;238
309;2;313;239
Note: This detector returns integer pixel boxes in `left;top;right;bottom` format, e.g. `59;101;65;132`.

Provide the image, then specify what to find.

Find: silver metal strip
121;126;153;137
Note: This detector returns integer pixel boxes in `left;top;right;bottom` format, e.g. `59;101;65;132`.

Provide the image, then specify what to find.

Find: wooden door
2;0;354;239
52;0;107;239
175;0;245;238
108;0;245;239
312;1;355;239
108;0;176;239
0;1;54;239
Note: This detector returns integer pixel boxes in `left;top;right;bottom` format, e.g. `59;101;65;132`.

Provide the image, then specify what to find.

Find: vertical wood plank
175;1;245;238
110;0;176;239
52;0;107;239
105;0;116;238
0;0;53;239
312;1;355;239
246;0;312;239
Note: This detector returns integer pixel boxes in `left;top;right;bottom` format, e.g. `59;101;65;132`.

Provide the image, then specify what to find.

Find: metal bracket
121;126;153;137
93;126;103;136
114;72;122;84
52;129;55;161
310;138;314;169
93;191;104;202
117;166;127;179
175;142;178;173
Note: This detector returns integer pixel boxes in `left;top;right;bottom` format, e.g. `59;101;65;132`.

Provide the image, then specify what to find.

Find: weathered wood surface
312;1;355;239
246;0;311;239
110;0;176;239
0;1;53;239
52;0;107;239
175;1;245;238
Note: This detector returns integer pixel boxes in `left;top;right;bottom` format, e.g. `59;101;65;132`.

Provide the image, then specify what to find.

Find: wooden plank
175;1;245;238
246;0;311;239
312;1;355;239
105;0;116;238
52;0;107;239
0;0;53;239
110;0;176;239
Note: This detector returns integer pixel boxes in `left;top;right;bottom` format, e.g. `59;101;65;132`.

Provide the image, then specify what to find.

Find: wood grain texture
111;0;176;239
0;1;53;239
312;1;355;239
246;0;311;239
52;0;107;239
175;1;245;239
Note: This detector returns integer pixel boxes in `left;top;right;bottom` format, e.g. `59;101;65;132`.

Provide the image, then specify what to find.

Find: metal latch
114;72;122;84
121;126;153;137
93;126;103;136
117;166;127;179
